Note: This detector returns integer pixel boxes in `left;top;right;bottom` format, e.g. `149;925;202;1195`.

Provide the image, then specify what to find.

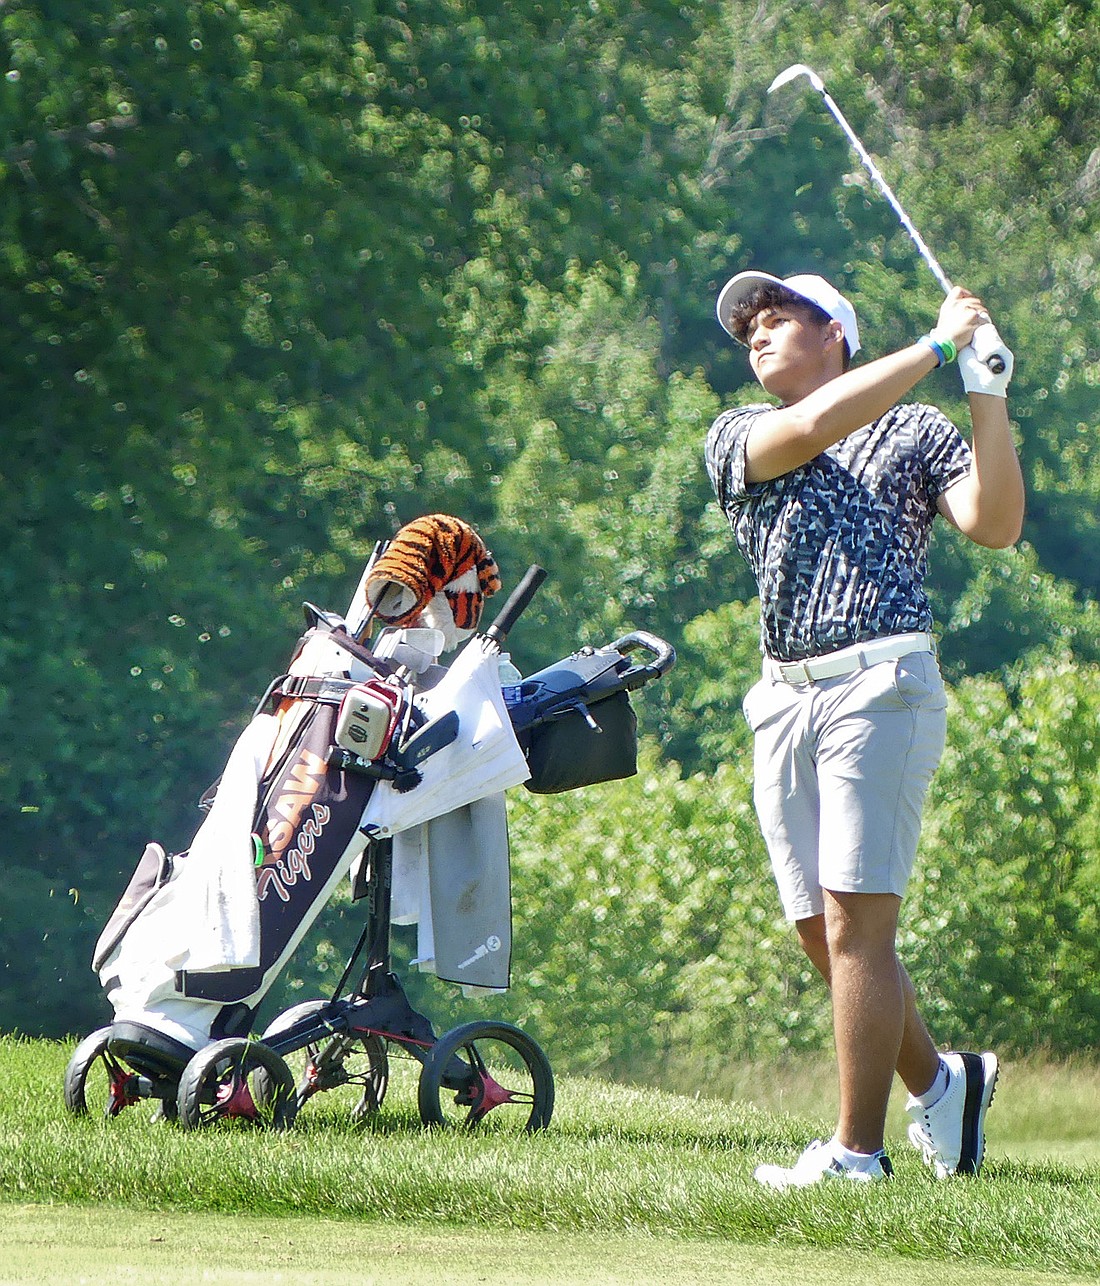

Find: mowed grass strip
0;1037;1098;1281
4;1204;1098;1286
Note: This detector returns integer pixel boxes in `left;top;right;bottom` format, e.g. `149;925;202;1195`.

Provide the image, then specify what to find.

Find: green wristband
935;333;958;363
918;332;958;366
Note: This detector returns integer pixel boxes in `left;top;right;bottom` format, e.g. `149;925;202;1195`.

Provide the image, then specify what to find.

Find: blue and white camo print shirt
705;402;973;662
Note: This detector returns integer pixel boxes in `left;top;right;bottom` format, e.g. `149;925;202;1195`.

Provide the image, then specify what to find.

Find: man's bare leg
796;894;941;1151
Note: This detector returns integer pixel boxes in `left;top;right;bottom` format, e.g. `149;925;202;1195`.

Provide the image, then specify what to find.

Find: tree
5;0;1100;1055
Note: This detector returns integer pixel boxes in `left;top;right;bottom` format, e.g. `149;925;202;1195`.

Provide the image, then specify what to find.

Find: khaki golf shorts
742;650;948;921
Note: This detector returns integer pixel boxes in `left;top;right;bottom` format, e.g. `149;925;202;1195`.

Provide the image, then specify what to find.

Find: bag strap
271;674;360;705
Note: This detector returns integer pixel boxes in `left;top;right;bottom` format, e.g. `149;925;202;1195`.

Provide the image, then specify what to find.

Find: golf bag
93;606;528;1053
69;518;675;1129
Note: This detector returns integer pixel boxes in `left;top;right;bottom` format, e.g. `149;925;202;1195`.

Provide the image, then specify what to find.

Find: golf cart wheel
417;1020;554;1133
257;999;389;1117
63;1026;138;1119
176;1038;297;1131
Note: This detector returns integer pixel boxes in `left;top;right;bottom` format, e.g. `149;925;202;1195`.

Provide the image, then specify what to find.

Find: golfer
705;271;1024;1188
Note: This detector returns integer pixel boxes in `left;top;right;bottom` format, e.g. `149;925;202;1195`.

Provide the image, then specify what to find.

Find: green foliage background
3;1;1099;1066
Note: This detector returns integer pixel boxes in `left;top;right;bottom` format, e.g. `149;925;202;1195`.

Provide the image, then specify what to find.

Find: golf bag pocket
334;679;403;761
522;689;638;794
92;842;174;973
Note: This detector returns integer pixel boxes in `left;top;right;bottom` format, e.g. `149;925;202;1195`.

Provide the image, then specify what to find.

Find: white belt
765;632;936;685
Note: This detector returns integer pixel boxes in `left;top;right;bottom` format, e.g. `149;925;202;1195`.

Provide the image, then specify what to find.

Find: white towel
360;636;530;838
391;823;436;972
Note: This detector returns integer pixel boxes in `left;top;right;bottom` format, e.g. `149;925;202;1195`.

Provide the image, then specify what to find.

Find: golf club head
768;64;825;95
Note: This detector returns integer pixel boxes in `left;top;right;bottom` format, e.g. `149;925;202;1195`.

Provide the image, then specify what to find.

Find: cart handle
610;631;677;684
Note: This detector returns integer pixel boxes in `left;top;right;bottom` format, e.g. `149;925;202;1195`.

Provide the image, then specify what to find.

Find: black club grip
482;564;547;649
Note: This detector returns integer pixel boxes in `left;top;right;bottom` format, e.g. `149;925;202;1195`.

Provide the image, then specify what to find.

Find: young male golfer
705;271;1024;1188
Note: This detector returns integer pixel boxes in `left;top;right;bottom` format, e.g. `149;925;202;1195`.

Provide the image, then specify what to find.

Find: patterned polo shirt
705;401;973;661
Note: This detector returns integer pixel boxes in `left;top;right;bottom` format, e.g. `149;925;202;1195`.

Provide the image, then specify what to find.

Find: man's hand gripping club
933;288;1015;398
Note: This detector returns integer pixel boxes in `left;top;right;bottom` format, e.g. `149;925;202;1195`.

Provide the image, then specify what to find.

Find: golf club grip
483;564;547;648
971;322;1008;375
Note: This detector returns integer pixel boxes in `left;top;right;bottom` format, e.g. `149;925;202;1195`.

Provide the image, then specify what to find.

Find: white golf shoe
753;1138;893;1190
906;1050;999;1177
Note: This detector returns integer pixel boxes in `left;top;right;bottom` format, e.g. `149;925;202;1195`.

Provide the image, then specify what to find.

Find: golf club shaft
772;66;1007;374
814;85;953;294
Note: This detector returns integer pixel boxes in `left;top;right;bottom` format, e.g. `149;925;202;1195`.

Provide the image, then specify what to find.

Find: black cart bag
505;631;674;794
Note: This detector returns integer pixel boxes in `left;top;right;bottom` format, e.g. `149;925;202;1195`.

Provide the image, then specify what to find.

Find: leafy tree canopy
3;0;1099;1049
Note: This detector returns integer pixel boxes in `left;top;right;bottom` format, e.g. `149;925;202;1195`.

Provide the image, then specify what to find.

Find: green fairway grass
4;1204;1100;1285
1;1037;1098;1284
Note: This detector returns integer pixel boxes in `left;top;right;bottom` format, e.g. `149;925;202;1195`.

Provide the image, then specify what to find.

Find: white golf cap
716;270;861;357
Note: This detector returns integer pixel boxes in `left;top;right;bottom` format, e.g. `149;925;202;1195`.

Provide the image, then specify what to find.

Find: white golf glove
959;323;1014;397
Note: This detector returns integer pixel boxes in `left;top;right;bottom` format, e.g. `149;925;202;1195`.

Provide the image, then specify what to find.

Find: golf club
768;64;1008;374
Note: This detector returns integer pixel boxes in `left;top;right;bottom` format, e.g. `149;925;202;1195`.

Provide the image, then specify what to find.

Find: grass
651;1049;1100;1165
7;1206;1099;1286
1;1037;1099;1283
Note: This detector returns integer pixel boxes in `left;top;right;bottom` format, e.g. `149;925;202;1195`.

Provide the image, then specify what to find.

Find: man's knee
823;890;901;957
